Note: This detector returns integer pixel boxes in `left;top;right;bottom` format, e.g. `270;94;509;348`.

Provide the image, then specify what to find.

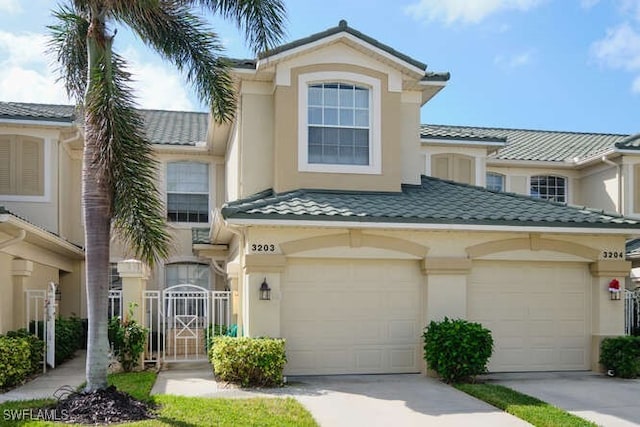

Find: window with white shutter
0;135;45;197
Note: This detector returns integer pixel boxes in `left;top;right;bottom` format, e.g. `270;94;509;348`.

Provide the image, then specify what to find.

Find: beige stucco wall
0;126;62;234
0;251;13;333
58;148;84;245
238;84;275;198
577;164;618;213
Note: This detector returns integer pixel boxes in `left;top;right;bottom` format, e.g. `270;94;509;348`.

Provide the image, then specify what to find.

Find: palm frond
48;3;89;102
84;46;170;265
112;1;236;122
189;0;287;53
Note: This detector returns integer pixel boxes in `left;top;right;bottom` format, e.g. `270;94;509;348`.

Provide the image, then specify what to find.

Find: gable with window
530;175;566;203
0;135;45;197
166;162;209;223
298;72;381;174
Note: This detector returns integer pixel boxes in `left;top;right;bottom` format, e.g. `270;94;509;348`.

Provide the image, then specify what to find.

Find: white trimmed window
299;72;381;174
0;134;49;201
165;262;210;289
530;175;567;203
166;162;209;223
486;172;505;192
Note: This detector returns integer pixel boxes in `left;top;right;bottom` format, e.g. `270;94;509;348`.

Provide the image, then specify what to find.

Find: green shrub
599;336;640;378
209;336;286;387
423;317;493;383
30;316;84;365
0;337;31;388
108;304;148;372
6;329;44;374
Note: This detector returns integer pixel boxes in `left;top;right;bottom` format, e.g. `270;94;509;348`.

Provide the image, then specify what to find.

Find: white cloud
591;22;640;94
592;23;640;71
580;0;600;9
0;0;22;14
0;31;70;104
494;50;534;69
404;0;543;25
120;46;195;111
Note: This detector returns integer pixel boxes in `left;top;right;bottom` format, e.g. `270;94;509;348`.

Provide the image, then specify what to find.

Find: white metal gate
625;289;640;335
144;286;231;365
24;283;57;372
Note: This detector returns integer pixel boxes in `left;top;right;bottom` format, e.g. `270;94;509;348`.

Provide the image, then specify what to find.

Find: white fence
625;289;639;335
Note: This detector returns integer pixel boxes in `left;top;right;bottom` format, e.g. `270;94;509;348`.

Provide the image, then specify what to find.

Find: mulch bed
52;386;155;425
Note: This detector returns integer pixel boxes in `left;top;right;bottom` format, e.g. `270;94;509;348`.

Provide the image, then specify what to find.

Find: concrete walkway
0;351;86;403
152;367;530;426
488;371;640;427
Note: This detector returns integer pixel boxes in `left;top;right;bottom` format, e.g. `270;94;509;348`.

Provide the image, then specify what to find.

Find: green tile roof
421;124;629;162
616;134;640;150
0;102;75;122
222;176;640;229
192;228;211;244
0;102;208;146
626;238;640;257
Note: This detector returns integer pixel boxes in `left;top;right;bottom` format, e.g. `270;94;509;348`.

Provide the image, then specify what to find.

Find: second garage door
469;261;590;372
281;258;422;375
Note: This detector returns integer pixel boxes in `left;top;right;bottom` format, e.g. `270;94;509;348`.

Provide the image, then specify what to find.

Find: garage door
469;261;590;372
282;258;422;375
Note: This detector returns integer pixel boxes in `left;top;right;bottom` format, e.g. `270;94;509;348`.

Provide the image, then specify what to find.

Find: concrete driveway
153;370;529;426
487;371;640;427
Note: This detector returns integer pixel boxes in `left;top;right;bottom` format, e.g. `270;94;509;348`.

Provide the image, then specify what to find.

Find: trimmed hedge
600;336;640;378
0;337;31;388
6;329;44;374
423;317;494;383
209;336;287;387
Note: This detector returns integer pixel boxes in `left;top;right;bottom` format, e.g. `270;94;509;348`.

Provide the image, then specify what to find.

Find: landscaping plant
599;336;640;378
108;304;148;372
6;329;44;374
423;317;493;383
210;336;287;387
0;336;31;388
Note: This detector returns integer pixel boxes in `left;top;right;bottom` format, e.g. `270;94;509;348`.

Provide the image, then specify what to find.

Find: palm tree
49;0;286;392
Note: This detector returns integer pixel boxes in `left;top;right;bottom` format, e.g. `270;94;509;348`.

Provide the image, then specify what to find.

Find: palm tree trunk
83;8;112;392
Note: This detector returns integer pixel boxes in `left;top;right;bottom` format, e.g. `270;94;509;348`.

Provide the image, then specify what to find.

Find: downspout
602;156;623;214
0;229;27;250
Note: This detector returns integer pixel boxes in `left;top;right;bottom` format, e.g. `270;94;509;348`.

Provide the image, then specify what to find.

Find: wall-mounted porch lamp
55;288;62;302
259;278;271;301
608;279;621;300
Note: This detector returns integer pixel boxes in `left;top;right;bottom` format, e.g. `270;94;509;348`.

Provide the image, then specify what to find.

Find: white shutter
0;136;15;194
18;137;44;196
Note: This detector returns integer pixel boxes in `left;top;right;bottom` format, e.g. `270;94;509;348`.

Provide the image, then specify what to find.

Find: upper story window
166;162;209;223
0;135;45;199
530;175;566;203
308;83;369;165
486;172;505;192
298;72;381;175
109;263;122;290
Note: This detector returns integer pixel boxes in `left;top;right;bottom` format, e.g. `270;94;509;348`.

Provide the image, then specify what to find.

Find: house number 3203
602;251;624;259
251;244;276;252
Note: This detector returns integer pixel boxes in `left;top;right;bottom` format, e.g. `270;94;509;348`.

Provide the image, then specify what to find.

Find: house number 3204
602;251;624;259
251;244;276;252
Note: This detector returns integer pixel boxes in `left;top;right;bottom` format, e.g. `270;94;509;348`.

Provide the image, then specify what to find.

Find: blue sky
0;0;638;134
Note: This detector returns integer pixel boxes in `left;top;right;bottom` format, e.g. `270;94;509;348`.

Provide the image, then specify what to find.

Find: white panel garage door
282;258;422;375
469;261;590;372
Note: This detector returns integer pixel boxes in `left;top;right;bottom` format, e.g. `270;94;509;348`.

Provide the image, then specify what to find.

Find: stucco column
117;260;148;325
589;259;631;371
12;259;34;332
242;254;286;338
226;262;241;335
422;258;472;322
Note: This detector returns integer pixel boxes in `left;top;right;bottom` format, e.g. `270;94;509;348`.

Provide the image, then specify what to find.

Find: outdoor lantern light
609;279;621;300
55;288;62;302
259;278;271;300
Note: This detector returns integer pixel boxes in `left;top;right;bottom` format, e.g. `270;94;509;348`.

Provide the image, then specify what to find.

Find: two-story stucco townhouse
2;20;640;375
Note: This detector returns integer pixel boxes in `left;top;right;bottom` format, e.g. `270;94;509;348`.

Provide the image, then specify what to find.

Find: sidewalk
0;351;86;403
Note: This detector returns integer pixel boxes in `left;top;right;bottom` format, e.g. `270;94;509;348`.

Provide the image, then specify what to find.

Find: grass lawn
455;383;597;427
0;372;318;426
